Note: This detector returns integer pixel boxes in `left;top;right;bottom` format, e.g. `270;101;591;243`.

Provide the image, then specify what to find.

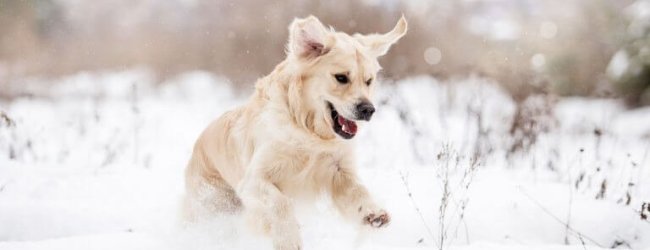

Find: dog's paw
363;209;390;228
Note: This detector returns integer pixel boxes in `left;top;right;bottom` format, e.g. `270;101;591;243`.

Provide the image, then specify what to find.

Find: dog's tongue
338;116;357;135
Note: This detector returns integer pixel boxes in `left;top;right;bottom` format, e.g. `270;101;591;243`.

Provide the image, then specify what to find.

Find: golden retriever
182;15;407;250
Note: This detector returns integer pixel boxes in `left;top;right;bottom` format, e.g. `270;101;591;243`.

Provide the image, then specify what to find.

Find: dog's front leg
330;166;390;228
240;172;301;250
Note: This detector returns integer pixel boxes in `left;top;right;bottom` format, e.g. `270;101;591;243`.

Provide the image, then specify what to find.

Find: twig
565;149;582;244
518;186;605;248
438;168;449;250
399;171;437;247
443;156;479;246
578;234;587;250
0;110;16;127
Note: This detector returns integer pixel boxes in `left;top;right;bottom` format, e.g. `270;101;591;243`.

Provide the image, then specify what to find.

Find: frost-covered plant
434;145;479;249
507;93;557;158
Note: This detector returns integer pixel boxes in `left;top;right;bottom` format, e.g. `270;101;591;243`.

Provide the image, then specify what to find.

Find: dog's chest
281;146;342;172
304;150;341;171
275;148;345;196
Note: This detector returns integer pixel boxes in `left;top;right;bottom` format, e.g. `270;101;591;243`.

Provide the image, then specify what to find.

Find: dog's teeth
343;125;351;134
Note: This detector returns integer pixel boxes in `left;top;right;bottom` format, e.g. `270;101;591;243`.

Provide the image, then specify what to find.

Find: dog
182;15;407;249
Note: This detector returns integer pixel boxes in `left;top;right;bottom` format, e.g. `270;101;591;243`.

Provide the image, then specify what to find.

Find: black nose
355;101;375;121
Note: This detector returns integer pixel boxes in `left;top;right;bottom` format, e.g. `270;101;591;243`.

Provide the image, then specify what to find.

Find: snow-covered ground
1;70;649;250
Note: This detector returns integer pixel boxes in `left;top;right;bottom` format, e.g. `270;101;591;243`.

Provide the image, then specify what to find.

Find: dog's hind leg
240;176;301;250
182;163;243;222
182;178;243;223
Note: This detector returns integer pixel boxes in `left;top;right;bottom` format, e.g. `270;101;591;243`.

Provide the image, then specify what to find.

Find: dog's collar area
327;102;357;139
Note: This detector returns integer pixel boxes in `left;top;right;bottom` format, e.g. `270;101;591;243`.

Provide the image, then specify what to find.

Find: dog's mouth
327;102;357;139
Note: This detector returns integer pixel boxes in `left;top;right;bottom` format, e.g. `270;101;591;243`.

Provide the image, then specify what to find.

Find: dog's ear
288;16;331;59
355;16;408;57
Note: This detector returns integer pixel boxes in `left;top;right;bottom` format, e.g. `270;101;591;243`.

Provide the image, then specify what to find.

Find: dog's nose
355;101;375;121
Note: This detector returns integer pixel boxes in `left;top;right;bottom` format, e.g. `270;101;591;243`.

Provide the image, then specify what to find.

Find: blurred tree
607;0;650;106
0;0;40;62
0;0;645;106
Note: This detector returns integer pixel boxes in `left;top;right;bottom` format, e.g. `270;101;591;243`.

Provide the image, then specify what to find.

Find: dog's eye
334;74;349;84
366;78;373;86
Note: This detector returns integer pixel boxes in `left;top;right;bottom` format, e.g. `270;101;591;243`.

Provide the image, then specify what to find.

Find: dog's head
285;16;407;140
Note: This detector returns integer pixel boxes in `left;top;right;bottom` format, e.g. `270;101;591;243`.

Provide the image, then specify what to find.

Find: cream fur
182;15;407;250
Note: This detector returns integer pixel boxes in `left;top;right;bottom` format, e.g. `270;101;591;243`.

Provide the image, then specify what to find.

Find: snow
607;50;631;80
1;70;649;250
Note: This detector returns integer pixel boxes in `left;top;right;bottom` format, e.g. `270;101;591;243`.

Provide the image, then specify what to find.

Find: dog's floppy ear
355;16;408;57
288;16;331;59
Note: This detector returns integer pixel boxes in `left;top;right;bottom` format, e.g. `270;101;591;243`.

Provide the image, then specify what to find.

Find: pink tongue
337;116;358;134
